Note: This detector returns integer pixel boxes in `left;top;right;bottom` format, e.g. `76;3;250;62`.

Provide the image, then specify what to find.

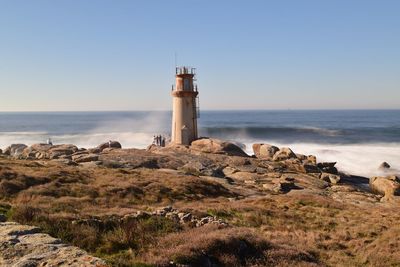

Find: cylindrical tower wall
171;70;198;145
175;75;194;91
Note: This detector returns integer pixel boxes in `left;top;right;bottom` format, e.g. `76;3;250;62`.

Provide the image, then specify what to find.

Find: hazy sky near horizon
0;0;399;111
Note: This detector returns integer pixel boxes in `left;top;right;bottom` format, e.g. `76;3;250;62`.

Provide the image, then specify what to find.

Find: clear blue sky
0;0;399;111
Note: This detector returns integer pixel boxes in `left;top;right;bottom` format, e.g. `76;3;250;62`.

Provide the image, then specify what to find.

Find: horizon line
0;108;399;113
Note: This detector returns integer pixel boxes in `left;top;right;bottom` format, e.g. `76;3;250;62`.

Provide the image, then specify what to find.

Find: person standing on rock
161;136;165;147
47;138;53;146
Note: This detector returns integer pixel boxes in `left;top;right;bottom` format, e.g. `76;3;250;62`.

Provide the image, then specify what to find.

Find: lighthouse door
181;125;190;145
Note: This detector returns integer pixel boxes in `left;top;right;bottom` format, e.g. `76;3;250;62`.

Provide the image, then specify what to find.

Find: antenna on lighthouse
174;52;178;68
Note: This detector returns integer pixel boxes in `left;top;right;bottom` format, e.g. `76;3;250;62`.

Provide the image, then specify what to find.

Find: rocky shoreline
0;137;399;266
2;138;398;202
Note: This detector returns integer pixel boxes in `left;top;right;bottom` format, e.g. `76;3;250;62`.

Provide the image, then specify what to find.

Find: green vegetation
9;204;181;266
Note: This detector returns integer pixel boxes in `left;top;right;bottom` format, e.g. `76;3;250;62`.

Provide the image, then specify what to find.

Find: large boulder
72;153;99;163
97;141;122;152
272;147;297;161
252;143;279;160
180;161;224;177
369;175;400;201
190;138;248;157
289;162;320;174
29;143;52;151
21;143;52;159
20;143;78;160
48;144;79;159
3;144;28;158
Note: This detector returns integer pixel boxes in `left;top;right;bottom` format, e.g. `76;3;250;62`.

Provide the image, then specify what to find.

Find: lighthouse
171;66;199;145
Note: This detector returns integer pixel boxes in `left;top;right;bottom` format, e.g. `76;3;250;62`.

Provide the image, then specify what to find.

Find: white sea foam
1;129;399;179
0;132;155;151
240;140;400;178
0;112;169;150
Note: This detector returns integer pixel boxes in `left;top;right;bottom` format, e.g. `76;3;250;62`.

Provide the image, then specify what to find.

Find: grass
1;157;400;266
0;203;11;215
9;204;182;266
141;225;319;266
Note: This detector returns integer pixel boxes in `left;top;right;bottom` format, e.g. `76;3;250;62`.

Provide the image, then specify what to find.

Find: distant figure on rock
47;138;53;146
161;136;165;147
152;135;166;147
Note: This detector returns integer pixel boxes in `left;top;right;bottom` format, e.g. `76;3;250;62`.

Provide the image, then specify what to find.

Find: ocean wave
239;139;400;178
201;125;342;134
296;126;341;136
201;125;400;144
200;126;344;140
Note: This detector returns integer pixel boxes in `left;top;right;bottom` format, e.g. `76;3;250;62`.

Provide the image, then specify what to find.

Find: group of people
153;135;166;147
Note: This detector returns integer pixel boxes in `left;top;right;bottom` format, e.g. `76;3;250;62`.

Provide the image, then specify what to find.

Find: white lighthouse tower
171;66;199;145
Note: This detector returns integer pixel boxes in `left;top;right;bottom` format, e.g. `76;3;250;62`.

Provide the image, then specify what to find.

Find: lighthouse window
184;79;190;91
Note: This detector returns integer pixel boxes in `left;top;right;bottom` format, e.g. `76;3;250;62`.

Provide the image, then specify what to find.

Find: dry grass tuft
142;225;319;266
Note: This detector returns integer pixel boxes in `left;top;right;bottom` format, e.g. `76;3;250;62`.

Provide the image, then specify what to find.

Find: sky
0;0;399;111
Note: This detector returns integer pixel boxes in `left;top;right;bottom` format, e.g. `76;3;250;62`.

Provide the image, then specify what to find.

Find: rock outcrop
97;141;122;152
0;222;106;266
252;144;319;167
124;206;228;228
0;138;397;266
180;161;224;177
72;153;99;163
4;144;28;157
317;162;338;174
272;147;297;161
369;175;400;201
20;144;79;160
71;206;229;232
190;138;248;157
321;172;341;184
252;144;279;160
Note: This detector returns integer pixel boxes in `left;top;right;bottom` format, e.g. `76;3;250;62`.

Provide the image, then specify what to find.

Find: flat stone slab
0;222;107;266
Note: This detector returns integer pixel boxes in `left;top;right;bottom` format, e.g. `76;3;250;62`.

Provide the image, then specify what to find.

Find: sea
0;110;399;178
